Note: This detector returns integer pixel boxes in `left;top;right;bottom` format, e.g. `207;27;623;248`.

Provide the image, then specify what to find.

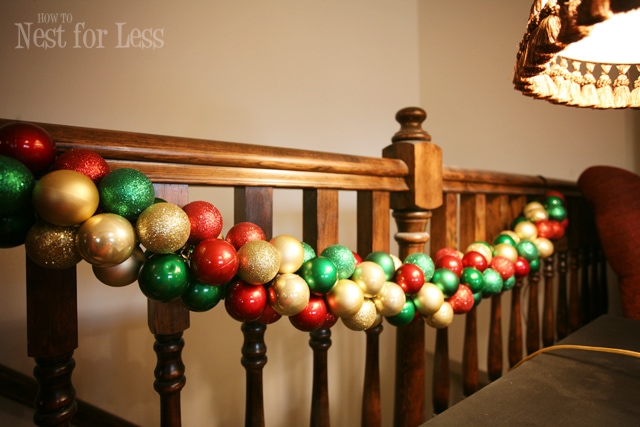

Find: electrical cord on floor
510;344;640;371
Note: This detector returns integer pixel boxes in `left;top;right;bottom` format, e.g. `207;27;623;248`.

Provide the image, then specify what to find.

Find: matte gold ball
237;239;282;285
413;282;445;316
341;299;377;331
514;221;538;241
32;169;99;226
493;243;519;263
76;213;136;267
373;281;406;317
534;237;554;258
425;301;454;329
268;273;310;316
326;279;365;318
136;202;191;254
524;201;547;222
351;261;387;298
92;246;145;287
25;221;82;269
270;234;305;274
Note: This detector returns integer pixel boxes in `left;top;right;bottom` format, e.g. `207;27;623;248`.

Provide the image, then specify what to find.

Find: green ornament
473;291;483;307
481;268;503;297
404;252;435;282
460;267;484;293
431;268;459;297
510;215;528;229
365;251;396;281
385;299;416;327
301;241;316;263
99;168;155;221
529;257;541;272
493;233;516;247
547;205;567;222
516;240;539;261
300;256;338;294
181;280;224;312
502;275;516;292
0;211;36;248
544;196;564;208
0;155;35;217
321;244;356;279
138;253;190;302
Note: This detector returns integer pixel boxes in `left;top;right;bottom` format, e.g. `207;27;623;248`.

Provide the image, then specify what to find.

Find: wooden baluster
556;250;569;340
526;270;541;354
303;188;338;427
568;249;581;332
357;190;391;427
26;258;78;427
542;254;556;347
148;184;190;427
508;278;524;368
235;186;274;427
579;248;591;326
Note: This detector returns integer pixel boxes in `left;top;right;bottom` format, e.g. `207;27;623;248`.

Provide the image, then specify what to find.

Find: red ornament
0;122;56;175
448;285;475;314
550;220;566;239
489;256;515;280
190;238;238;285
462;251;488;272
435;254;464;277
52;149;110;184
352;251;363;265
394;263;425;295
289;296;328;332
433;247;460;263
545;190;565;202
225;221;266;250
513;256;531;279
182;200;223;245
256;303;282;325
535;220;554;239
321;311;339;329
224;281;267;322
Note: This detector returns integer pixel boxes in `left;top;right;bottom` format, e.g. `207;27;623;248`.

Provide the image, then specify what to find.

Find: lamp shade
513;0;640;108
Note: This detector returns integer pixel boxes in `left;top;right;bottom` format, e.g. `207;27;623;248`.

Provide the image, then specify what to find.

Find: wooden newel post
383;107;443;427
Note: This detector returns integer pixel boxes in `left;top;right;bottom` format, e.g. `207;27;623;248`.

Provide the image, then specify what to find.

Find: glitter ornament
301;242;316;263
76;213;136;267
365;251;396;280
0;212;36;248
341;299;377;331
448;285;475;314
394;263;425;295
0;155;35;217
300;256;339;294
372;281;406;317
52;149;110;184
225;222;266;250
182;200;223;245
267;273;310;316
502;275;516;291
516;240;539;261
431;268;459;297
489;256;515;281
25;221;82;269
386;299;416;327
92;246;145;287
190;238;239;285
481;268;503;297
412;282;445;316
98;168;155;221
320;244;356;279
425;301;454;329
224;280;267;322
351;261;387;298
237;239;281;285
326;278;365;317
32;169;99;226
289;295;328;331
0;122;56;174
136;202;191;254
270;234;305;274
138;253;190;302
181;279;224;312
404;252;435;281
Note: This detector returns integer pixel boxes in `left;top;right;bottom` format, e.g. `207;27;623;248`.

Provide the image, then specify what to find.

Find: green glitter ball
98;168;155;221
365;251;396;281
516;240;539;261
404;253;435;282
320;244;356;280
481;268;503;297
0;155;35;217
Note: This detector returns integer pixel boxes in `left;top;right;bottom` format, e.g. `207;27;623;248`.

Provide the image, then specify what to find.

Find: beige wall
1;1;636;425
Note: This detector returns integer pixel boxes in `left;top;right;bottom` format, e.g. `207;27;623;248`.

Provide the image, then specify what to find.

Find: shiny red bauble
489;256;515;281
352;251;363;265
289;296;328;332
190;238;238;285
182;200;223;245
433;247;460;263
435;254;464;277
321;311;339;329
0;122;56;175
225;221;266;250
513;256;531;279
52;148;110;184
462;251;488;272
256;303;282;325
394;263;425;295
224;281;267;322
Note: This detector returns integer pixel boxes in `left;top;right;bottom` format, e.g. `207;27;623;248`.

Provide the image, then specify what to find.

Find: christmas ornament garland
0;122;568;332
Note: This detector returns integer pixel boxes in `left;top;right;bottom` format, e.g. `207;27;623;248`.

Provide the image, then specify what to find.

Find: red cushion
578;166;640;319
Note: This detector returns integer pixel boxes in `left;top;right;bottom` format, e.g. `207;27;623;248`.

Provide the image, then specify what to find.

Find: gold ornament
351;261;386;298
413;282;445;316
92;246;145;287
76;213;136;267
425;301;454;329
341;299;377;331
514;221;538;241
237;240;281;285
533;237;554;258
31;169;99;226
136;202;191;254
268;273;310;316
493;243;519;263
326;279;365;318
25;221;82;269
373;281;406;317
524;201;548;222
270;234;305;274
